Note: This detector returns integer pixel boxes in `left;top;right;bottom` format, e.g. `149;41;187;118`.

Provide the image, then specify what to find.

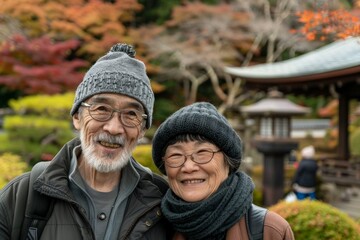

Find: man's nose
102;112;125;134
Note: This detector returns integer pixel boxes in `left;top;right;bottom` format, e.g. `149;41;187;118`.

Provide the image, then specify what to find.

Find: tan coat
172;210;295;240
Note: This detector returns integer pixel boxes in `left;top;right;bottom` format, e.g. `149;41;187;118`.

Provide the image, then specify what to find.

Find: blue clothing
295;191;316;200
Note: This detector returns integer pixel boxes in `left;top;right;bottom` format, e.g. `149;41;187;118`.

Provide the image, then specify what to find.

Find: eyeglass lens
83;103;145;127
164;149;219;168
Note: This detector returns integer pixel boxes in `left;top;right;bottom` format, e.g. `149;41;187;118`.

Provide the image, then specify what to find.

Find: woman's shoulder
263;210;295;240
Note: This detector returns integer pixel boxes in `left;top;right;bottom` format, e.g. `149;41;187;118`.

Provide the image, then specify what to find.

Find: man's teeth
100;141;120;148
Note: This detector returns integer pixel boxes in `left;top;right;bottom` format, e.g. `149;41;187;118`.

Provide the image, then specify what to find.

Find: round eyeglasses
81;102;147;128
163;149;221;168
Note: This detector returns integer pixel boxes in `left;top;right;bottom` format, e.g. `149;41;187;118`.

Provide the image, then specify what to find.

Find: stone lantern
241;89;310;206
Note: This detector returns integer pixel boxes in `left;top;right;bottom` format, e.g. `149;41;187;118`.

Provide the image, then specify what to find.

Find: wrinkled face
72;93;146;173
164;141;229;202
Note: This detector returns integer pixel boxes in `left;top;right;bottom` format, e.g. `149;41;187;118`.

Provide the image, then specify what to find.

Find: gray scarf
161;171;254;240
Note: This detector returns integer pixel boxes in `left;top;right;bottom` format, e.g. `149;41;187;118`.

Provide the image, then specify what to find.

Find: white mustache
94;132;125;146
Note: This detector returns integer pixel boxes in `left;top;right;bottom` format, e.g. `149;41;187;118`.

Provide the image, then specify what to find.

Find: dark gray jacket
293;158;318;188
0;138;173;240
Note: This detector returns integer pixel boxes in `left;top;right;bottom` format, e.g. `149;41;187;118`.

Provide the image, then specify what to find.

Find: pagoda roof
225;37;360;96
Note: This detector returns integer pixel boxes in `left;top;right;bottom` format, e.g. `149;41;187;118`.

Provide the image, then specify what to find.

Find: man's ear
72;113;81;130
137;128;147;140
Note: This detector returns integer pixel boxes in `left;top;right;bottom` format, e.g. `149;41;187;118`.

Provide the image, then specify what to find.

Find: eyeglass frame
162;149;222;168
80;102;147;128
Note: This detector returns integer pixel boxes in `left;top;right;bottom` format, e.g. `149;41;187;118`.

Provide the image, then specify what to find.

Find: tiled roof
241;97;310;115
225;37;360;79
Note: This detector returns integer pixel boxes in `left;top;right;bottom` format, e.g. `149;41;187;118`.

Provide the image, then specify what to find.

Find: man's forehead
89;93;144;110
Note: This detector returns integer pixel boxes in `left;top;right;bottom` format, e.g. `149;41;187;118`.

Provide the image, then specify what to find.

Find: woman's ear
72;113;81;130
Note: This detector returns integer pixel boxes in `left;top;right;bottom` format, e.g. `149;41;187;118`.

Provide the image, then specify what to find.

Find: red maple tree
0;35;88;94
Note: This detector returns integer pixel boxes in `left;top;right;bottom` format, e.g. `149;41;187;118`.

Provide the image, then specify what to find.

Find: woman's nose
181;155;199;172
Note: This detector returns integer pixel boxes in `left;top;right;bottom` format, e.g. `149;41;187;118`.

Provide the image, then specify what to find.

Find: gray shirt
68;145;140;240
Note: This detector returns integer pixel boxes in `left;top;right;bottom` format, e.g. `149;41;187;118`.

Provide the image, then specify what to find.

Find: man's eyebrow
126;101;144;112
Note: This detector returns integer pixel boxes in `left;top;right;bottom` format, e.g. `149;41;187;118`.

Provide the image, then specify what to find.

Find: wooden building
225;37;360;187
225;38;360;163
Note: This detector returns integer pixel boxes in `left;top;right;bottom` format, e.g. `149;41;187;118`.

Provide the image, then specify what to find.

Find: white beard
80;130;136;173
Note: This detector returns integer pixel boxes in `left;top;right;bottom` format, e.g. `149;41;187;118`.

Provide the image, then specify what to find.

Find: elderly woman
152;102;294;240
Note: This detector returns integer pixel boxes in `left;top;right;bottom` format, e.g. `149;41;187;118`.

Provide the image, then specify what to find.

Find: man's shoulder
1;172;30;199
0;171;30;235
131;159;169;195
150;173;169;195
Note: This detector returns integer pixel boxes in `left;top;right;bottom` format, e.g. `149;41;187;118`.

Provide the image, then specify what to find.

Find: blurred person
0;43;172;239
152;102;295;240
292;145;319;200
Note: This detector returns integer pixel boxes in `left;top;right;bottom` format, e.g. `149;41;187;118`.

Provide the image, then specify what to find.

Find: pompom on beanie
70;43;154;129
152;102;243;175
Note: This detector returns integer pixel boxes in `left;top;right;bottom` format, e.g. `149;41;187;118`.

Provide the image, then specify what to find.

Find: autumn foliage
296;9;360;41
0;35;87;94
134;2;254;107
0;0;142;60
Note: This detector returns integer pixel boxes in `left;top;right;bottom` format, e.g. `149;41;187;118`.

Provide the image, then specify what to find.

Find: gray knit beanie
70;43;154;128
152;102;242;175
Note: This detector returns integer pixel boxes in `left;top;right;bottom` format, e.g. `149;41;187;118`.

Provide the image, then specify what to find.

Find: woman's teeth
182;179;204;184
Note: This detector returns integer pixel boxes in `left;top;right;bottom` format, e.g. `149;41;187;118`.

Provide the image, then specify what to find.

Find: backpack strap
22;161;54;240
246;204;268;240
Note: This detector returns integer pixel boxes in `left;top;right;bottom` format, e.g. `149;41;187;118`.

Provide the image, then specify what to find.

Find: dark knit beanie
70;43;154;128
152;102;242;175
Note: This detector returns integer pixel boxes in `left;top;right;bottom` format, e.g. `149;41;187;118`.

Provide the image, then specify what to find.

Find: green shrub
252;188;262;206
2;115;74;164
133;144;162;175
0;153;29;189
9;92;74;119
269;200;360;240
350;127;360;157
1;93;75;165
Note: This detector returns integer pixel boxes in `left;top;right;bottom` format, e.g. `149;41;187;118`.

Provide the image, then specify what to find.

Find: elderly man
0;44;172;239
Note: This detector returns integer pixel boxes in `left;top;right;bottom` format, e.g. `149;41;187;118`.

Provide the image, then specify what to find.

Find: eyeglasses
163;149;221;168
81;102;147;128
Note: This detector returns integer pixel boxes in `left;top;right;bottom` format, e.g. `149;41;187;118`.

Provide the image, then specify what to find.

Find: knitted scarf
161;171;254;240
